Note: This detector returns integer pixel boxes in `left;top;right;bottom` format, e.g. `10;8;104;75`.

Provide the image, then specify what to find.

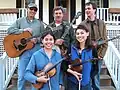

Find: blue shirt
7;17;44;43
24;48;63;90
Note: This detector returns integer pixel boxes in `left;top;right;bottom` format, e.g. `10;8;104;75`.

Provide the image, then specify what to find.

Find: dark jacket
45;21;75;53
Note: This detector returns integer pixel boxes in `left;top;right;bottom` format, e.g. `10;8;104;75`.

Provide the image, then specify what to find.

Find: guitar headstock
75;11;82;19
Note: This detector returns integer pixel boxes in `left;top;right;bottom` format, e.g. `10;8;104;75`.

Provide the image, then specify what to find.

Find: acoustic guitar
3;31;36;58
3;25;63;58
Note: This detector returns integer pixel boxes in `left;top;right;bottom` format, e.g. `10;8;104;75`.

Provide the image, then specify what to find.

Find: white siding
109;0;120;8
0;0;16;8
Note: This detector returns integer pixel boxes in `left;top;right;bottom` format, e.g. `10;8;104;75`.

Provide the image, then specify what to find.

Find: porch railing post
0;57;4;90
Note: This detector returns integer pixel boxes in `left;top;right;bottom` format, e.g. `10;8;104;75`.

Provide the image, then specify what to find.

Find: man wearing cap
7;3;44;90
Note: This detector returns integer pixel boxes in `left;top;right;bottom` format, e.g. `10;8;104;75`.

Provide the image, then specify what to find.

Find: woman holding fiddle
24;31;63;90
65;25;97;90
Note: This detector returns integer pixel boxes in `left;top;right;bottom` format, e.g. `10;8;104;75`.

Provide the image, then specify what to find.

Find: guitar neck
26;35;40;42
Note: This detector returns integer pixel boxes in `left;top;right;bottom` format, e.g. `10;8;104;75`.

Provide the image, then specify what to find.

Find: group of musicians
7;2;108;90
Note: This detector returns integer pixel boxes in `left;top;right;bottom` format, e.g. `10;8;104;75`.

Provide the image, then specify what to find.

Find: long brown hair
74;25;92;50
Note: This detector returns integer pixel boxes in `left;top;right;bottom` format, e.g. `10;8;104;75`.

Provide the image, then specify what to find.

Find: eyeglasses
29;7;37;12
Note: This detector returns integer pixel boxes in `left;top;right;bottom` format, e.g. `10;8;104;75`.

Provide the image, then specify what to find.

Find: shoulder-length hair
74;25;92;50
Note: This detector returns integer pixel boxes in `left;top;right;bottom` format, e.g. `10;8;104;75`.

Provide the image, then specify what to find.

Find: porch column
76;0;82;25
43;0;49;24
35;0;39;19
0;57;5;90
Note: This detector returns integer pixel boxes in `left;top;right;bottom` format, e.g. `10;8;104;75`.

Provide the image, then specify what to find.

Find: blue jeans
17;44;40;90
91;60;102;90
67;79;91;90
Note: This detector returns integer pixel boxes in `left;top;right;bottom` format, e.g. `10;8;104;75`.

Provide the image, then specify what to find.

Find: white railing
106;25;120;52
0;53;18;90
97;8;120;25
0;8;27;56
104;41;120;90
18;8;27;18
103;25;120;90
0;8;26;90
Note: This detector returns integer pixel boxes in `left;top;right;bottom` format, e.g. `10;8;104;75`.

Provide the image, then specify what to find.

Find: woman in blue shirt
24;31;63;90
66;25;96;90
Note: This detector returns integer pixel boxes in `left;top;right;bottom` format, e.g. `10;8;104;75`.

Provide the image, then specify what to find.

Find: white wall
109;0;120;8
0;0;16;8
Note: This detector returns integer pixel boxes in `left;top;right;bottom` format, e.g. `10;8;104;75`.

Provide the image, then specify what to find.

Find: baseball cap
28;3;37;8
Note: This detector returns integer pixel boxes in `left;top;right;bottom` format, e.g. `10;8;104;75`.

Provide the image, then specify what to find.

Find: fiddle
69;58;82;73
33;63;56;89
33;56;70;89
69;58;98;73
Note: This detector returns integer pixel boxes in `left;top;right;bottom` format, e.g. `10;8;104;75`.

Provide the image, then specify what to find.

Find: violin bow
44;54;71;73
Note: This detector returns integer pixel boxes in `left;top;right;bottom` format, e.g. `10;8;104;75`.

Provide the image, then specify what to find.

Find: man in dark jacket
45;6;75;90
80;2;108;90
45;6;75;56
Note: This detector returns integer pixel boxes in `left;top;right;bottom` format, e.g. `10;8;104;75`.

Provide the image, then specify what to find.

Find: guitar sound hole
21;38;27;45
18;44;27;51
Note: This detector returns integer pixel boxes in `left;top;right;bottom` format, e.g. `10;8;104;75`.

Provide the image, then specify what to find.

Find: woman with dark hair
66;25;97;90
24;31;63;90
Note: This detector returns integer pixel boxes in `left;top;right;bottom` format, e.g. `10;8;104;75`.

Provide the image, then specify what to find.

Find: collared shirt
7;17;44;37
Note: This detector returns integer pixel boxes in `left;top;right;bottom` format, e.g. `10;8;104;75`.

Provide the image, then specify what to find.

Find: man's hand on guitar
37;75;50;83
55;39;64;45
31;38;37;44
24;28;32;34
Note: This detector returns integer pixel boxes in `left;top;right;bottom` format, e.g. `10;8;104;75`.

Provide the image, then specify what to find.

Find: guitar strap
61;22;70;39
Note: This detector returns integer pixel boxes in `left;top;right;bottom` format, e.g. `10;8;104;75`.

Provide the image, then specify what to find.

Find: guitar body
3;31;34;58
